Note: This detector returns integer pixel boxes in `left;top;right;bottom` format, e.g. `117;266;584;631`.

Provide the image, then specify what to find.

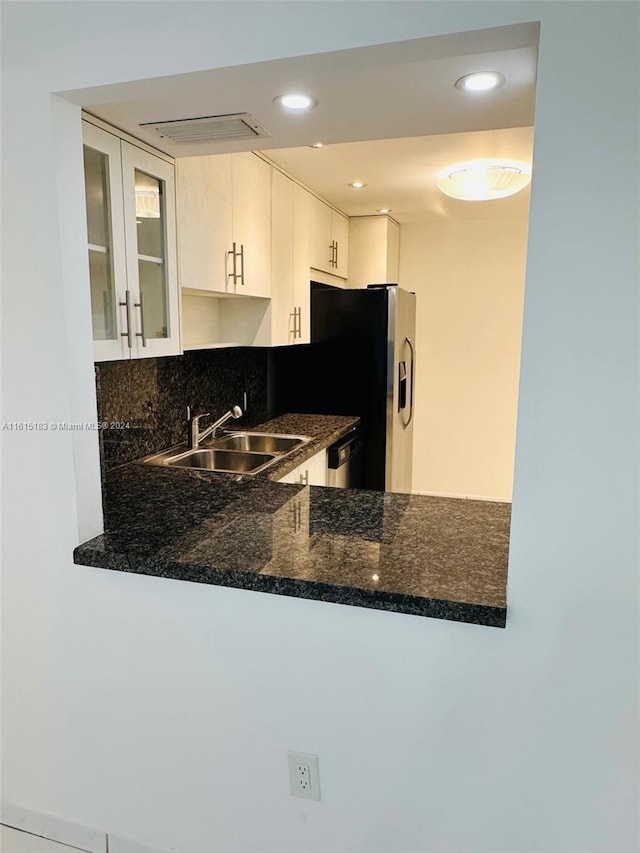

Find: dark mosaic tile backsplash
95;348;271;471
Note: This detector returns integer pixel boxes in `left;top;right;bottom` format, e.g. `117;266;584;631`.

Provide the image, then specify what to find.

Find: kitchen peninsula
74;414;509;628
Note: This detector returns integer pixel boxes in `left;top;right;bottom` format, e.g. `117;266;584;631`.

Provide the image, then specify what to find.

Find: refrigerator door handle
398;361;407;411
401;336;415;428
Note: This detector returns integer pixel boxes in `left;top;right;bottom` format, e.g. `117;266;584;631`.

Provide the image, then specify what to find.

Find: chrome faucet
188;405;243;448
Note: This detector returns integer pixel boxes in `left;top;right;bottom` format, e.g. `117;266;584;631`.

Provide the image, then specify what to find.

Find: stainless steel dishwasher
326;430;363;488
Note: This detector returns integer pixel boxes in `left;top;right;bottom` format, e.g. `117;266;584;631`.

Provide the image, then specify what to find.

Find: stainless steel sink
139;430;313;475
211;432;309;454
166;448;275;474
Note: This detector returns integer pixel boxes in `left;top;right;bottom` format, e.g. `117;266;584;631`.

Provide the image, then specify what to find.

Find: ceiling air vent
139;113;271;145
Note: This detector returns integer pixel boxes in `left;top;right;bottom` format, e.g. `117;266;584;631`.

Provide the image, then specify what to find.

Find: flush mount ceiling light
310;142;323;148
436;159;531;201
455;71;506;92
274;93;318;111
376;208;392;214
349;181;367;189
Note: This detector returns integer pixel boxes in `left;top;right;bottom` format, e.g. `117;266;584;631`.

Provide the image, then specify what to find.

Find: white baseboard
0;802;106;852
1;803;172;853
411;490;511;503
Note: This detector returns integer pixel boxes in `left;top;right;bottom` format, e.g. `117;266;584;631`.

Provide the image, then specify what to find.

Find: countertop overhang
74;414;509;628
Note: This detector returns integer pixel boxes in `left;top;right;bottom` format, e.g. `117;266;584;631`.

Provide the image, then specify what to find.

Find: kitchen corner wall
400;215;529;502
95;348;271;471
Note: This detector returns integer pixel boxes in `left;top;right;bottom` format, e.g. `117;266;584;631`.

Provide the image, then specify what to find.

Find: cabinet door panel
121;141;180;358
176;155;232;294
278;449;327;486
332;211;350;278
270;169;295;346
309;195;333;274
232;153;271;298
292;185;311;343
82;122;129;361
307;448;328;486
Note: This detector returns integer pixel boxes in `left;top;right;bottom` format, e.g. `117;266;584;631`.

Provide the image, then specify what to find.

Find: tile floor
0;826;90;853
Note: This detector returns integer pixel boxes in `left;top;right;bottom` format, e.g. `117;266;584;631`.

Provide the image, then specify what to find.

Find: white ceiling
66;21;538;224
265;127;534;224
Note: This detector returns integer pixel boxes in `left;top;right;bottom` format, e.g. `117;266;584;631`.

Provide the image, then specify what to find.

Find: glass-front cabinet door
82;120;180;361
83;123;129;361
121;141;180;358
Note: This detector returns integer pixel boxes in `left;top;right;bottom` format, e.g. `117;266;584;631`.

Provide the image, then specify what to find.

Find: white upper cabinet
82;120;180;361
176;152;271;299
270;168;295;345
309;196;349;279
270;170;312;346
176;151;356;349
176;154;233;294
309;196;332;273
83;123;128;361
347;215;400;289
331;210;350;278
231;153;271;298
292;184;312;342
121;142;180;358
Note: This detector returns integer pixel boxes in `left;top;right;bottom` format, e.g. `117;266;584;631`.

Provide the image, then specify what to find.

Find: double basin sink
141;431;312;475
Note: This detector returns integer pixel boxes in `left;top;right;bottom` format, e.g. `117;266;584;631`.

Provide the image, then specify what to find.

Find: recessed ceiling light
455;71;506;92
376;208;391;214
349;181;367;189
436;159;531;201
274;93;317;111
310;142;323;148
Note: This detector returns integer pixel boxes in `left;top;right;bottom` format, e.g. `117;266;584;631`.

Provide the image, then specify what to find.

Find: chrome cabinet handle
119;290;133;349
228;243;244;287
334;241;338;269
329;242;334;267
290;306;301;339
228;241;237;286
238;244;245;286
134;292;147;347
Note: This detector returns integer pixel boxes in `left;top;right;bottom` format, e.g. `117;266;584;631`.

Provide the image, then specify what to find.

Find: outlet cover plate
287;751;321;801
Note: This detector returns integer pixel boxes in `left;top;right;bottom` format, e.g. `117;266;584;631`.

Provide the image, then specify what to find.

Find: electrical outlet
288;751;321;801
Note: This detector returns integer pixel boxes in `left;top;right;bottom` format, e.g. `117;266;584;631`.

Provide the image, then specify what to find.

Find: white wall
401;215;528;500
2;4;638;853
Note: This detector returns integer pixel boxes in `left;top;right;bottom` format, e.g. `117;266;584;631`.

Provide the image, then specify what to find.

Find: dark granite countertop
74;414;509;628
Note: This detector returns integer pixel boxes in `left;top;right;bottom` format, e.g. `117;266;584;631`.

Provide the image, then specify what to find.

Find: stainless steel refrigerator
273;283;416;493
